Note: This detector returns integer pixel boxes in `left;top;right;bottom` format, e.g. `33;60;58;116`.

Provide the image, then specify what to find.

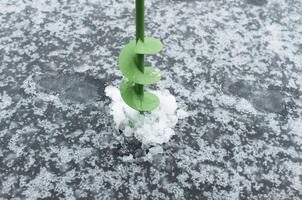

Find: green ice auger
119;0;163;112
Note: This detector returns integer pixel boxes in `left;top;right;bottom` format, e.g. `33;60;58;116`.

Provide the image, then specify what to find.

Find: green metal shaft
135;0;144;96
136;0;144;42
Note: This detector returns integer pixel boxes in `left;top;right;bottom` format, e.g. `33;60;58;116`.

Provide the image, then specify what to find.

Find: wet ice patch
227;80;253;98
224;79;284;114
62;81;99;104
246;0;268;6
34;73;102;104
251;90;284;113
105;86;188;145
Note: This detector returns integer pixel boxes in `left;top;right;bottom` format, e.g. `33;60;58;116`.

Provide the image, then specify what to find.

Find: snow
105;86;188;145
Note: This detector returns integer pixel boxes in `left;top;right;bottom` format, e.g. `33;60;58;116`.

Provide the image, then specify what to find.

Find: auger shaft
136;0;144;42
135;0;144;96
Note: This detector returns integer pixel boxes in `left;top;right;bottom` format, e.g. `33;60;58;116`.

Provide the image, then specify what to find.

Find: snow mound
105;86;188;145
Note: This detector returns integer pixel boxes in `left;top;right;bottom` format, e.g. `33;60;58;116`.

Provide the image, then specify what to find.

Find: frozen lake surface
1;0;302;199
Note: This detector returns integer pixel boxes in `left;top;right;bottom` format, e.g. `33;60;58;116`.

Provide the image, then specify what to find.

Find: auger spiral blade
120;80;160;112
119;40;162;85
118;0;163;113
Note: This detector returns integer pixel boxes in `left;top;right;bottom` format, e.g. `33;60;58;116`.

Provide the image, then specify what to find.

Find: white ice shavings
74;64;96;73
55;146;93;164
0;1;26;14
105;86;188;145
0;91;12;109
21;75;38;95
266;23;286;54
144;146;164;161
46;20;66;33
265;22;302;69
287;117;302;137
235;98;257;114
21;167;55;199
0;91;13;121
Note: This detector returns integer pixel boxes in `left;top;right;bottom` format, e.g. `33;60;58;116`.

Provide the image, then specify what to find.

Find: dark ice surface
1;0;302;199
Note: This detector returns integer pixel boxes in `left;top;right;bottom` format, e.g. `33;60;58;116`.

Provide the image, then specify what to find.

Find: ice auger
119;0;163;112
